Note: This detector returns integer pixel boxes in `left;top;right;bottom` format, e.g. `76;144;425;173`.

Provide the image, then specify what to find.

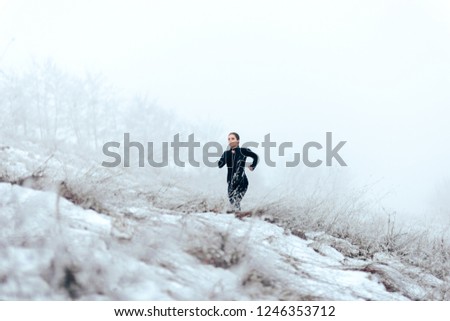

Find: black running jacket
218;147;258;184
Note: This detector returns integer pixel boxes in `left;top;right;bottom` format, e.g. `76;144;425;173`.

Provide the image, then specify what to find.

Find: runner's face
228;134;239;148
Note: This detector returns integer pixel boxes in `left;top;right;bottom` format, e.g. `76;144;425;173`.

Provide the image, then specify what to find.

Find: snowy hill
0;141;447;301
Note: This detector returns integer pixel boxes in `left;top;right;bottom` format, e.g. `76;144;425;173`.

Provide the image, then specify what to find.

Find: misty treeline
0;59;227;200
0;60;196;152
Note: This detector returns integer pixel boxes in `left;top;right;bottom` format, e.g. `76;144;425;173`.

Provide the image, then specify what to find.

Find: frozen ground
0;140;447;300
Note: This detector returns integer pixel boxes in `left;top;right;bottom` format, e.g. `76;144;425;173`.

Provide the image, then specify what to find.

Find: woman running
218;132;259;212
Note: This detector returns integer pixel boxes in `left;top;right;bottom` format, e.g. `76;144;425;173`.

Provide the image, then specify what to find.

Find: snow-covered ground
0;140;447;300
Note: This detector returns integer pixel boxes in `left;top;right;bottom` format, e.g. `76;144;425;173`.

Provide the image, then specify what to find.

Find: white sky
1;0;449;217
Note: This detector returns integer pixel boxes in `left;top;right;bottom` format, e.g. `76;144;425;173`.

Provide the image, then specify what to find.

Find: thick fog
1;0;449;223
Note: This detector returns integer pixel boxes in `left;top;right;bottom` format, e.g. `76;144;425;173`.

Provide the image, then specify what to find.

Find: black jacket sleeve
218;151;227;168
242;148;258;169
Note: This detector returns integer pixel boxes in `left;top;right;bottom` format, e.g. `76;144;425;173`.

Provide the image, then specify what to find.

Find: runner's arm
243;148;258;169
218;151;227;168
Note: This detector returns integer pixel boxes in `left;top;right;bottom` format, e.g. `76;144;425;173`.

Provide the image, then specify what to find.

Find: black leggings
228;175;248;211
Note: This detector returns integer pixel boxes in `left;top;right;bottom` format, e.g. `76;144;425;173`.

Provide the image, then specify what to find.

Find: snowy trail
1;182;418;300
1;142;446;300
